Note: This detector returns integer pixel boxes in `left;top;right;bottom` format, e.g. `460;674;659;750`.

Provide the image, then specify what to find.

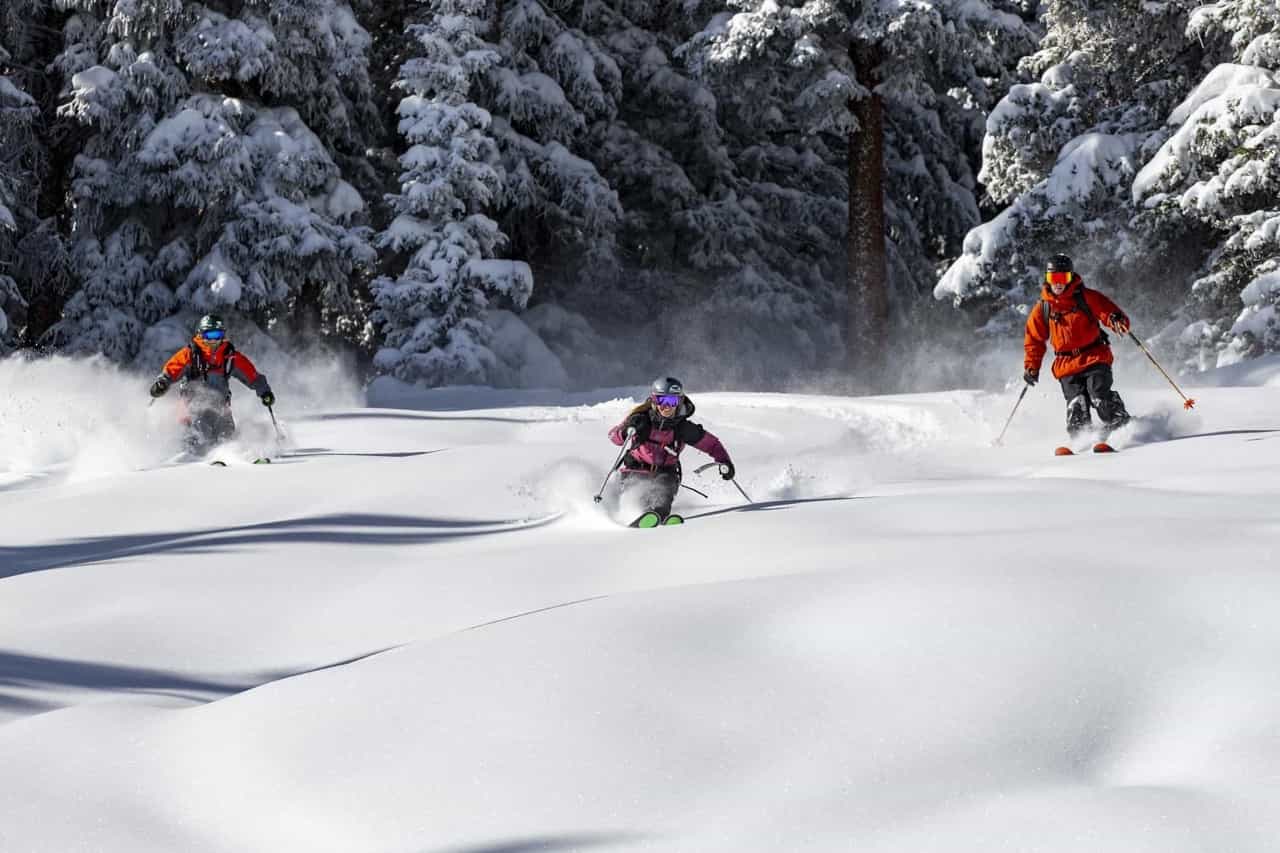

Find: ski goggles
201;329;226;341
651;393;682;408
1045;270;1072;285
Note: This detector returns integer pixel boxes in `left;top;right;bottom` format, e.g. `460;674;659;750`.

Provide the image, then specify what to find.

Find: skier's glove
149;377;169;398
260;391;275;407
719;461;735;480
1023;369;1039;386
1109;313;1131;335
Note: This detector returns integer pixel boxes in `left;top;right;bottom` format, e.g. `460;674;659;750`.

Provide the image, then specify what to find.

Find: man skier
1023;254;1132;439
607;377;734;527
150;314;275;451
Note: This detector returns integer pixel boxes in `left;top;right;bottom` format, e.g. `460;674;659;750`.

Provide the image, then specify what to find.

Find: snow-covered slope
3;358;1280;852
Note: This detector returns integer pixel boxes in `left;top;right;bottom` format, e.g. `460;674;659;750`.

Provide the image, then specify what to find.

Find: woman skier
607;377;734;527
149;314;276;452
1023;254;1132;442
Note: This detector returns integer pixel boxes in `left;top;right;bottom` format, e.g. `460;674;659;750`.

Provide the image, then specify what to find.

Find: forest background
2;0;1278;393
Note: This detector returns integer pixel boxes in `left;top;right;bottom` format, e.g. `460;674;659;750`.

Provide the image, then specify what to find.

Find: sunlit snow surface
3;357;1280;851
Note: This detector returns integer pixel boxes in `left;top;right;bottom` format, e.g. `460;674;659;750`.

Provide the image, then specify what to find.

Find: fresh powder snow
3;356;1280;851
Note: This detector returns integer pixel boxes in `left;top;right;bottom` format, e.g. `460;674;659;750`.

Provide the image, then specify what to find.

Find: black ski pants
619;468;680;517
1059;363;1128;434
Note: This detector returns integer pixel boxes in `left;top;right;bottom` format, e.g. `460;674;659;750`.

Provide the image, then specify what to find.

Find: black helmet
197;314;227;334
650;376;684;397
1046;254;1073;273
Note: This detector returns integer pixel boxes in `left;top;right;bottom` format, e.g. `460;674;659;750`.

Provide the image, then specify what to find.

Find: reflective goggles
1045;270;1072;286
201;329;226;341
651;393;682;408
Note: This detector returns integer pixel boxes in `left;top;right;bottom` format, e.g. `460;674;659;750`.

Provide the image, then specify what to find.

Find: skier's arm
1024;309;1048;373
610;410;649;445
1086;289;1130;333
229;352;272;398
678;420;730;464
160;347;192;382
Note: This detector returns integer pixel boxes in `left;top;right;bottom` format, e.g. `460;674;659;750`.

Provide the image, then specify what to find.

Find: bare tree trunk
847;43;889;388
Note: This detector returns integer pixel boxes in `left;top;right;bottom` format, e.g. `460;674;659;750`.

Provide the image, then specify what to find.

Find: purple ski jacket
608;396;731;474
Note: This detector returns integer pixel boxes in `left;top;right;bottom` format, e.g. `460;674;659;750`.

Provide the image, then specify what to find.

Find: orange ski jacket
160;339;271;400
1024;276;1129;380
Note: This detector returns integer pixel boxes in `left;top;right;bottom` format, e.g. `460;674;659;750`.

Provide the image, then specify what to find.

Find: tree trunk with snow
846;44;888;385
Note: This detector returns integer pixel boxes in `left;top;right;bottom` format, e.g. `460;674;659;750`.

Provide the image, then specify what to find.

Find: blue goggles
651;393;681;408
201;329;226;341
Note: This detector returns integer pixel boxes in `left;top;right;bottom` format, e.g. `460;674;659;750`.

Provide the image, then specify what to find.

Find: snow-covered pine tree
936;0;1204;343
487;0;623;288
0;39;38;350
1131;3;1280;369
0;0;72;351
683;0;1036;384
371;0;533;385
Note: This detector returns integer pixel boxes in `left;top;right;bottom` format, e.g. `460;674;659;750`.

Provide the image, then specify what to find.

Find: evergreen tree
0;0;70;351
683;0;1036;383
47;0;378;366
372;0;533;385
936;0;1205;342
1130;3;1280;369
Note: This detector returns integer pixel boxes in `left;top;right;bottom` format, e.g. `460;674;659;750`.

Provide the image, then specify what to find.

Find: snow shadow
684;495;863;521
280;447;446;460
0;646;401;718
297;411;542;425
429;834;646;853
0;649;289;715
0;513;561;579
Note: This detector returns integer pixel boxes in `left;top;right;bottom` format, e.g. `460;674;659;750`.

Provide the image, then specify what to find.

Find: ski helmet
1046;254;1073;274
195;314;228;344
650;376;684;397
197;314;227;334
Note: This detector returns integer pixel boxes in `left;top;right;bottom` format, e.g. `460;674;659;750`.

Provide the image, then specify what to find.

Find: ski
1054;446;1074;456
252;457;272;464
629;511;662;529
663;514;684;526
210;460;228;467
1093;442;1116;453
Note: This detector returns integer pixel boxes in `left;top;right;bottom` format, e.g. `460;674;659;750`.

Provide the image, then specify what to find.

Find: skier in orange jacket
1024;254;1132;436
149;314;275;450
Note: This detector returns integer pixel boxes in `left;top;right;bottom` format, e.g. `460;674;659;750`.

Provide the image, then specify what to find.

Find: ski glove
260;391;275;407
1109;313;1131;335
149;377;169;398
1023;369;1038;386
719;461;735;480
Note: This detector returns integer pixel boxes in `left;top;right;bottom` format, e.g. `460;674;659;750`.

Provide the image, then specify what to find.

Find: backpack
187;341;237;382
1041;288;1109;356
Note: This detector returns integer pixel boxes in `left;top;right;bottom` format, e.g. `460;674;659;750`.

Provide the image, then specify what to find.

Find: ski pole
993;382;1031;446
1129;332;1196;410
680;483;710;499
267;404;284;440
593;428;635;503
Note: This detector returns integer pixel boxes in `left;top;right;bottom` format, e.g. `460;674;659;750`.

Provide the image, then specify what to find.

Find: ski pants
185;404;237;451
1059;363;1129;434
619;468;680;517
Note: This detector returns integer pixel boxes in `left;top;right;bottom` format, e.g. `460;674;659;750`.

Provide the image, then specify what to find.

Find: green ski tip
252;457;272;464
663;514;684;526
631;511;662;529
